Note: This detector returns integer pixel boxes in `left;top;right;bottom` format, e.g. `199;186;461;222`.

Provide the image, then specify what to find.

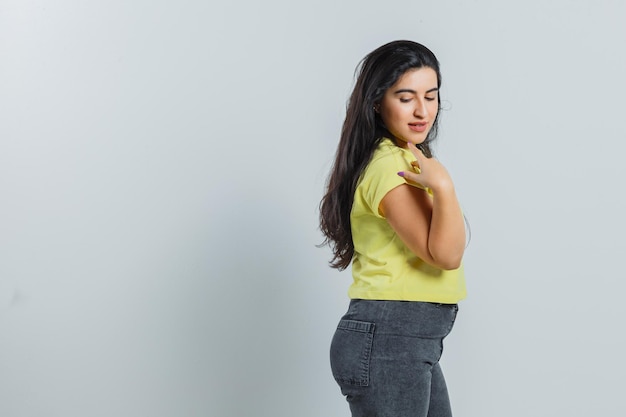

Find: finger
407;142;426;160
398;170;423;182
397;171;427;190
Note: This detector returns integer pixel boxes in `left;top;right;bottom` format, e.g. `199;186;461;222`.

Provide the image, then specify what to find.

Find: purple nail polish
397;171;405;177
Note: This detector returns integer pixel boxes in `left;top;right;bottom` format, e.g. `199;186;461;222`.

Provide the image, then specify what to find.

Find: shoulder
355;139;413;215
367;138;412;174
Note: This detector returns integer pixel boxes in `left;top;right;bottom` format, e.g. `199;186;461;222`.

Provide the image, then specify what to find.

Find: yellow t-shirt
349;138;466;303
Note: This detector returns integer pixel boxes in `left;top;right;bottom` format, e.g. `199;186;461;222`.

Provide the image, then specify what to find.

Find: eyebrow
393;87;439;94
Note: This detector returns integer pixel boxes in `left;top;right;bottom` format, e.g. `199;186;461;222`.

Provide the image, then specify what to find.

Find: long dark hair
319;40;442;270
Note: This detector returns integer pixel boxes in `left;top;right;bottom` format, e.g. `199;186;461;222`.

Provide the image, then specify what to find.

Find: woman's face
378;67;439;149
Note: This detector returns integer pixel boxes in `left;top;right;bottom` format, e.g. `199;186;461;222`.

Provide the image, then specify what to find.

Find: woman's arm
380;146;465;270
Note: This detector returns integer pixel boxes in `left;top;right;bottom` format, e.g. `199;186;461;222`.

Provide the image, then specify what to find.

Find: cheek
431;101;440;116
381;105;405;125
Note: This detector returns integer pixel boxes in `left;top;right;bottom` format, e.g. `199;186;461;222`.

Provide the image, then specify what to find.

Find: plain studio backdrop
1;0;625;416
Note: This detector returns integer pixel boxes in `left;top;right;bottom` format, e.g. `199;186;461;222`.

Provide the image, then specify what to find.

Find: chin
408;138;427;146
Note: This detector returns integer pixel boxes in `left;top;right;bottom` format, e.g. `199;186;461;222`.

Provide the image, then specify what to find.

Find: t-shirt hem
348;290;467;304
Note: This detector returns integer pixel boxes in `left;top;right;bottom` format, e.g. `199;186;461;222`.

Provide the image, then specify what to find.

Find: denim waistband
340;299;458;339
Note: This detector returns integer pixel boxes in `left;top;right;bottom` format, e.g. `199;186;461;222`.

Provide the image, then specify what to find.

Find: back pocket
330;319;375;386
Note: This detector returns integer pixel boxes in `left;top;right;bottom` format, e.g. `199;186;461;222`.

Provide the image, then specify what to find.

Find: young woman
319;40;467;417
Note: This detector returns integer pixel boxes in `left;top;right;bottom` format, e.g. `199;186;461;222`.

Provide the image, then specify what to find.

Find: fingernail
397;171;405;177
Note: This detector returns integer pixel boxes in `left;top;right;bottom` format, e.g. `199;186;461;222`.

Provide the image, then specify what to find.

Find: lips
408;122;428;133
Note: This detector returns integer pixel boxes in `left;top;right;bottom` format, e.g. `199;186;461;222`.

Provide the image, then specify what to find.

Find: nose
413;99;427;118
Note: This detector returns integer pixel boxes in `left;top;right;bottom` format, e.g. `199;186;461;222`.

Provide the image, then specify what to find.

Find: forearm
427;185;466;270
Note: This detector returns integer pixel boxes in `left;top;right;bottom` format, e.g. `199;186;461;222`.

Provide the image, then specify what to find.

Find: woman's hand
398;144;454;193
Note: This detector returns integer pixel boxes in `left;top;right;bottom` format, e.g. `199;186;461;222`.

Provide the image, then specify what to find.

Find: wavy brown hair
319;40;442;269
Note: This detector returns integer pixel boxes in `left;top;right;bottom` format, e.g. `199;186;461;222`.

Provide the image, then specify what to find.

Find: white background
1;0;625;416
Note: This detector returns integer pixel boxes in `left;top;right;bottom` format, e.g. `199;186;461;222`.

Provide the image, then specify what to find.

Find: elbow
430;251;463;271
437;258;462;271
428;241;464;270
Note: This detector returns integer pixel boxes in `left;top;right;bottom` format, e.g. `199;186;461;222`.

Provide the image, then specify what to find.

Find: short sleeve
358;145;411;218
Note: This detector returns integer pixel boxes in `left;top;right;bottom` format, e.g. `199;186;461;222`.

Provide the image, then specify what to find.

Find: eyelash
400;97;436;103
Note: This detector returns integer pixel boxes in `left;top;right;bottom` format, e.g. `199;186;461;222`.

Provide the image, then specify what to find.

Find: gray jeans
330;299;458;417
